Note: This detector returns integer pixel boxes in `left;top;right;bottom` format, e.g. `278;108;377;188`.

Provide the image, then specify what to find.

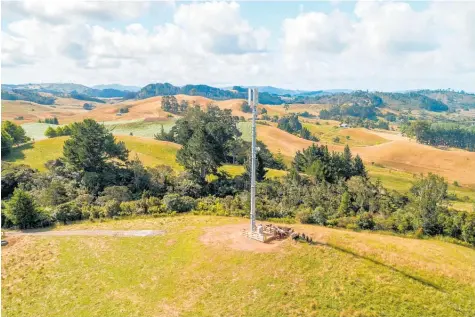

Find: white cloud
1;0;475;90
280;1;475;90
2;1;149;24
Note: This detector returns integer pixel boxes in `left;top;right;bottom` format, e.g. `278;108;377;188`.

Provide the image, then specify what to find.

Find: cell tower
248;87;258;233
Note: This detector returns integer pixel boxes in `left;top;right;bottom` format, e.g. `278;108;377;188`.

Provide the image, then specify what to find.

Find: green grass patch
2;216;475;317
104;119;176;138
3;136;181;172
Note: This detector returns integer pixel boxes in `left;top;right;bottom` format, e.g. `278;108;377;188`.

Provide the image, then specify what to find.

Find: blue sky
2;1;474;91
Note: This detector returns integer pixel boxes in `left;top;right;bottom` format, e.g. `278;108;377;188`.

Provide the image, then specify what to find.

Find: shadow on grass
309;239;445;293
4;142;34;161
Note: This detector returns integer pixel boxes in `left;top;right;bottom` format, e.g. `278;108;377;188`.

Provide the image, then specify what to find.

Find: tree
240;101;252;113
45;126;57;138
410;173;448;235
1;163;36;198
63;119;129;173
244;151;266;182
283;103;290;112
277;114;302;134
338;191;351;216
1;129;13;157
177;127;218;182
353;155;366;177
4;188;40;229
174;106;240;183
2;121;29;145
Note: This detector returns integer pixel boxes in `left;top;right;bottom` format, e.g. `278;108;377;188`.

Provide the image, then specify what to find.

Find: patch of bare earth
200;223;287;253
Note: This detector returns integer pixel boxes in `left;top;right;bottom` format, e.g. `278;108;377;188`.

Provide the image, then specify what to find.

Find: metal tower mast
249;87;258;233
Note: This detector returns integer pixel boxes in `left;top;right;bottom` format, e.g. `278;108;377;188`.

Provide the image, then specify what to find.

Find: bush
313;206;328;225
393;210;416;233
83;206;104;219
295;208;314;224
119;201;137;216
53;202;82;224
357;212;375;230
462;214;475;245
97;186;132;205
162;194;196;212
104;199;121;218
4;188;42;229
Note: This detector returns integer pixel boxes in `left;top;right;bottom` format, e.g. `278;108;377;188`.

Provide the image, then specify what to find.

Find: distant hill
92;84;142;92
415;89;475;109
136;83;285;105
1;83;132;101
293;90;454;112
1;89;56;105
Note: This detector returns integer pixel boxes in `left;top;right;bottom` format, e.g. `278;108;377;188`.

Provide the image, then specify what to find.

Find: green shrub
119;201;137;216
462;214;475;245
84;206;104;219
162;194;196;212
393;210;416;233
4;188;42;229
53;202;82;224
357;212;375;230
104;200;121;218
295;208;314;224
313;206;327;225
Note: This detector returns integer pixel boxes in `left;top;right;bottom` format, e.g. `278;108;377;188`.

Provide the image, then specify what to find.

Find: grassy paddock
2;215;474;317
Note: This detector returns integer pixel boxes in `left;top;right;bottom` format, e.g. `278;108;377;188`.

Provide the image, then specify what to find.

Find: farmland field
2;215;475;317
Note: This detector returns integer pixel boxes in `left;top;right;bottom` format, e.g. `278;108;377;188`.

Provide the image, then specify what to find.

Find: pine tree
1;129;13;157
5;188;39;229
44;126;57;138
245;152;266;182
338;191;351;217
343;144;353;178
63;119;128;173
353;155;366;177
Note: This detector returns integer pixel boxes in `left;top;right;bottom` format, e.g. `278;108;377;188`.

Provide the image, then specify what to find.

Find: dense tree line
136;83;284;105
45;124;73;138
401;121;475;151
1;89;56;105
293;144;366;183
277;114;318;141
70;91;105;103
319;103;379;120
1;121;30;157
2;117;474;245
39;117;59;125
161;96;188;114
294;91;383;107
376;92;449;112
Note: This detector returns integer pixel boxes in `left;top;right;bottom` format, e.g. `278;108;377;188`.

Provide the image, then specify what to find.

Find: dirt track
5;230;165;237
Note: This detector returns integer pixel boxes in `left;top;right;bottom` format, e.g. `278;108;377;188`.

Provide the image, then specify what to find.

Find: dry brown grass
354;140;475;186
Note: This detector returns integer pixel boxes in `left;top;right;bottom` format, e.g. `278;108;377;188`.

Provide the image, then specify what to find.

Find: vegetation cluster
2;114;474;246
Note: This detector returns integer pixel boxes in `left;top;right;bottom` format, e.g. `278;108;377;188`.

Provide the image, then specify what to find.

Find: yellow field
4;94;475;187
3;136;181;171
303;122;389;147
2;136;283;179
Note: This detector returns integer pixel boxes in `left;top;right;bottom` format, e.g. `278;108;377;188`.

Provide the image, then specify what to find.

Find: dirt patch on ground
5;229;165;237
200;223;286;253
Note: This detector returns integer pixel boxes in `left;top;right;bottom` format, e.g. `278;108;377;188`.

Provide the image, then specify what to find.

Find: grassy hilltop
3;216;475;317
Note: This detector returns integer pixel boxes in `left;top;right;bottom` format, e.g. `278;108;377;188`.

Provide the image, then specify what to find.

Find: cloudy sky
2;1;475;91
